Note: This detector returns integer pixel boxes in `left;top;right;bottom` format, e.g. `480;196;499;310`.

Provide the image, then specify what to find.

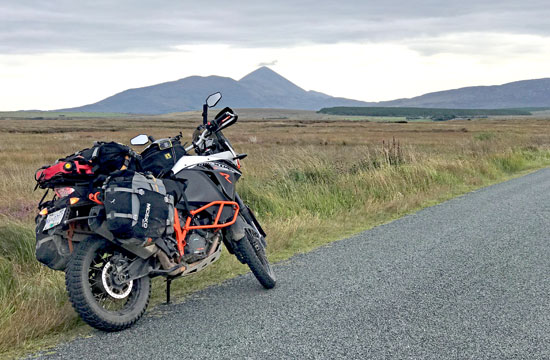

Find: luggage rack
173;201;240;256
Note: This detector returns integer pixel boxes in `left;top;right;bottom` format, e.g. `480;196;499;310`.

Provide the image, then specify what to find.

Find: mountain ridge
61;67;550;114
374;78;550;109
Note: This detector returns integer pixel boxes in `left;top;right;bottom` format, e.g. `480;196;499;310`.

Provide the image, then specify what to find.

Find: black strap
38;188;49;207
175;190;191;218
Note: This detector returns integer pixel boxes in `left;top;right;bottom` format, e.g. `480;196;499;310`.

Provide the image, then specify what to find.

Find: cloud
257;60;278;67
0;1;549;55
405;33;549;57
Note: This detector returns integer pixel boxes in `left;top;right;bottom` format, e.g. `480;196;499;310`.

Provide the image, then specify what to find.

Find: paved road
34;169;550;359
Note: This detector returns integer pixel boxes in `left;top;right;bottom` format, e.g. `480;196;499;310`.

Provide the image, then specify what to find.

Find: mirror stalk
202;103;208;125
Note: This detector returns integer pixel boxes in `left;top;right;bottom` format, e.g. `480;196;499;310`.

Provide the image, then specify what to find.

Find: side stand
166;278;172;304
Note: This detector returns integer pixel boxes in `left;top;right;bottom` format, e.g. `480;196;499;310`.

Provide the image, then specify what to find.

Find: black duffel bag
80;141;141;175
35;217;72;270
102;171;176;242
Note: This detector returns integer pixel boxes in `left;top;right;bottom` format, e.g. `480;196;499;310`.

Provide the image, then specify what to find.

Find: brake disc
101;261;133;299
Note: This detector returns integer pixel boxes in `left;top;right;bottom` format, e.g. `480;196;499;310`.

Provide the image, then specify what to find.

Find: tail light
55;187;75;198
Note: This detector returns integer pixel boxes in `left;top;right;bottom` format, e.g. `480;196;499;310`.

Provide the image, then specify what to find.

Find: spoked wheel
236;228;276;289
65;237;151;331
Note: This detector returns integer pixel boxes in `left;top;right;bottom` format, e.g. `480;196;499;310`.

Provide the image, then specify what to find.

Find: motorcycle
34;92;275;331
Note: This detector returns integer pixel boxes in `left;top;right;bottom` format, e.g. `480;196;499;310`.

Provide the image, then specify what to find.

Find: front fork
223;193;267;260
234;193;266;241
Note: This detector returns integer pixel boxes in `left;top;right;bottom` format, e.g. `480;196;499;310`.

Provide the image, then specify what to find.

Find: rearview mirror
206;92;222;108
130;134;149;146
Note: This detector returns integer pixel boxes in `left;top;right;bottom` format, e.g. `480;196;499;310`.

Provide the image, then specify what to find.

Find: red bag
35;141;139;188
35;158;94;185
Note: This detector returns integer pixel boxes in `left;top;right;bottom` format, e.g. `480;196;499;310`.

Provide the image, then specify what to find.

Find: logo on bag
164;153;172;160
142;203;151;228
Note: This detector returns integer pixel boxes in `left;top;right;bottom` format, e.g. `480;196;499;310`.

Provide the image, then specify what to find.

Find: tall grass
0;220;77;354
1;117;550;356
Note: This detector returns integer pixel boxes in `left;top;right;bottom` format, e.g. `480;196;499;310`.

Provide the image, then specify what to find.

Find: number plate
43;208;67;231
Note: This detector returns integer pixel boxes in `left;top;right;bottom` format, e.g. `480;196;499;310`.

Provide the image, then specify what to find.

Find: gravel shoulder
33;168;550;359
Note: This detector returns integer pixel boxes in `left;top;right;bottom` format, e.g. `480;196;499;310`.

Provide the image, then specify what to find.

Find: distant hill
61;67;371;114
60;68;550;114
373;78;550;109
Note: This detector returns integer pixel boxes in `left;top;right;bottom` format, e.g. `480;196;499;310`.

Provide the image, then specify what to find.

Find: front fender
227;215;247;242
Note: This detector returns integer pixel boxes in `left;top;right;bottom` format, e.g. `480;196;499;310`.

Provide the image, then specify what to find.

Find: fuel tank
175;168;228;204
175;164;241;225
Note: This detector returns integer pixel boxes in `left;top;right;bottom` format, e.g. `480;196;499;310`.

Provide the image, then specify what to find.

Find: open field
2;111;550;357
0;108;410;123
0;111;133;120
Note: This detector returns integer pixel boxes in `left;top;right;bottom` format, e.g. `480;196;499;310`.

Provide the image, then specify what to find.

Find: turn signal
39;208;48;216
69;197;80;205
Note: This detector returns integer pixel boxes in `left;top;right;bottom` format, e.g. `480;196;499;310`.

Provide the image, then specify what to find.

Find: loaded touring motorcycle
34;92;275;331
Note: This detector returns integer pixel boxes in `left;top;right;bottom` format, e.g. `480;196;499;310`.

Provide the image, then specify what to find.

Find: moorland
2;109;550;356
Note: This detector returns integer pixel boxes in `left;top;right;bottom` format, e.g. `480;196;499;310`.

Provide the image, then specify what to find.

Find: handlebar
182;109;237;154
185;128;210;152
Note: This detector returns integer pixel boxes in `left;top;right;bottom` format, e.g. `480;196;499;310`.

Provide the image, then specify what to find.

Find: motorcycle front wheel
65;237;151;331
236;228;276;289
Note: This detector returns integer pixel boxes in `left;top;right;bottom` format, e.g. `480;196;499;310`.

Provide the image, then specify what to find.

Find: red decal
219;172;232;183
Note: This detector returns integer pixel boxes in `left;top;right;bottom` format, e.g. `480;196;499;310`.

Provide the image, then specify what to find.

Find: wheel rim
87;246;139;313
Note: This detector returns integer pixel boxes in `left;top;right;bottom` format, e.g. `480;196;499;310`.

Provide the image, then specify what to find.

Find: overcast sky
1;0;549;110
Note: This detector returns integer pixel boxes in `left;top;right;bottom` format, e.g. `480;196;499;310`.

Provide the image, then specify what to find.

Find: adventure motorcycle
34;92;275;331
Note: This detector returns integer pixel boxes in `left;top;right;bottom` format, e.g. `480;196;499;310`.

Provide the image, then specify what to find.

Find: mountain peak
239;66;306;96
239;66;285;82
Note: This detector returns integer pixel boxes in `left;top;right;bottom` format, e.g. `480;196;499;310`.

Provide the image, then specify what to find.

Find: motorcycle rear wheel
236;229;276;289
65;237;151;331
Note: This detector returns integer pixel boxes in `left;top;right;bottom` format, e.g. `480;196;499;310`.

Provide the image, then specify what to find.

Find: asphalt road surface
33;169;550;359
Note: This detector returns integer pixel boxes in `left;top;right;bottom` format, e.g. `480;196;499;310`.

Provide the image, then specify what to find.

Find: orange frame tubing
88;192;104;205
174;201;239;256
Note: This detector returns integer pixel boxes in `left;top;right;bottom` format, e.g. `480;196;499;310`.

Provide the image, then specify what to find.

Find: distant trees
318;107;531;120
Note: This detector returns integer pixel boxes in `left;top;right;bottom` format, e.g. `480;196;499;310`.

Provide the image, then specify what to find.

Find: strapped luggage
80;141;140;175
102;171;176;242
35;160;94;186
140;138;187;177
35;232;71;271
35;141;140;188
